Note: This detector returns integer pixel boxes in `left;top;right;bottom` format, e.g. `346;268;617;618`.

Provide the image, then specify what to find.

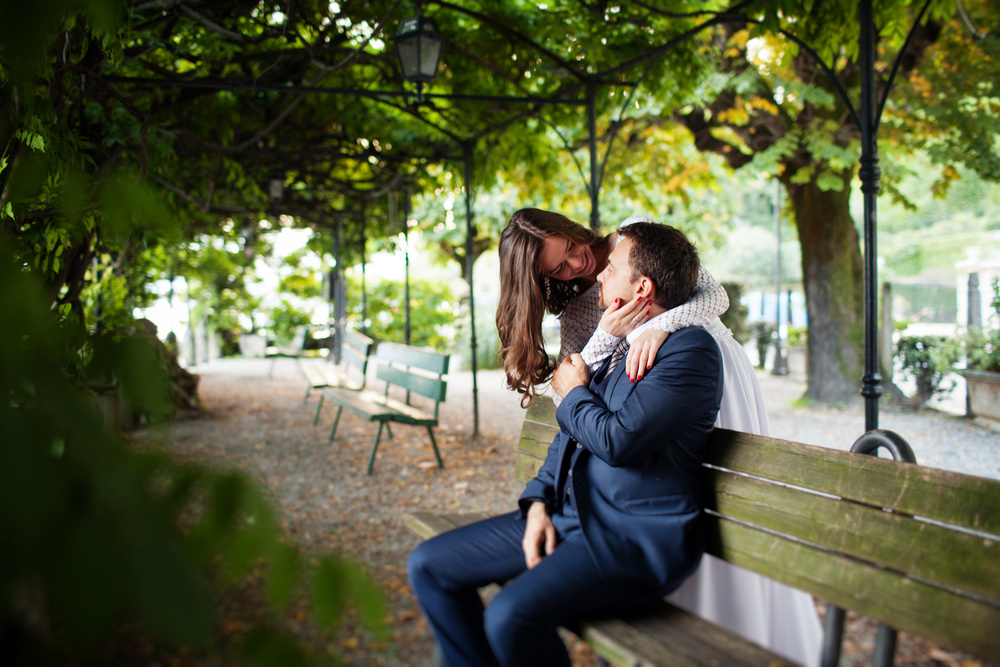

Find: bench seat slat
302;362;360;390
706;469;1000;601
707;429;1000;535
380;396;438;425
403;510;492;540
709;517;1000;660
582;604;793;667
321;388;398;420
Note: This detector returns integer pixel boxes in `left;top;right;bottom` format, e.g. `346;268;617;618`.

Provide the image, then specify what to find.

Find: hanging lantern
393;14;444;97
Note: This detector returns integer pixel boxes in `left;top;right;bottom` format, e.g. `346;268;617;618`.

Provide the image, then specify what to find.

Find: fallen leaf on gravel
416;461;438;469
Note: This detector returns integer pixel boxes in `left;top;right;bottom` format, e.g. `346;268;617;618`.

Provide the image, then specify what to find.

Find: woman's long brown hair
495;208;605;407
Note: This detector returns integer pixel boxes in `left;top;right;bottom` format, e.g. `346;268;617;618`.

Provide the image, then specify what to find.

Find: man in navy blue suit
408;222;724;667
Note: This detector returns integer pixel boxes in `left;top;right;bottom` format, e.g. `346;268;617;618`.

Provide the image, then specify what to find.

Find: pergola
112;1;916;461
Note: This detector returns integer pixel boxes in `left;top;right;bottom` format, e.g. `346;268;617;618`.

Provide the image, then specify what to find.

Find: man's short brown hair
617;222;700;311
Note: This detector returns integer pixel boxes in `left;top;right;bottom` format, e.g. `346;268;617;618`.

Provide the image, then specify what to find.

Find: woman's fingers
627;329;670;381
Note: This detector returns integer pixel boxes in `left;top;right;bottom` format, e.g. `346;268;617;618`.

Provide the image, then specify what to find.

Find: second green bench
321;342;449;475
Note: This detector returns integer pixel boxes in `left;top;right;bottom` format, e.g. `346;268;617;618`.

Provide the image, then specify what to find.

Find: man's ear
635;276;655;300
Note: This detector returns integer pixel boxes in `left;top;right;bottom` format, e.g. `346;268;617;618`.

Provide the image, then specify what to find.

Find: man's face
597;237;638;310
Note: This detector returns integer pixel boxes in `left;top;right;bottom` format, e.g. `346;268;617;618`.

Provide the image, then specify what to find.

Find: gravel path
141;356;998;666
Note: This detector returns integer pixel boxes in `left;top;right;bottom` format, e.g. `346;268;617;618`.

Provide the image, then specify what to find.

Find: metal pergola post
859;0;883;433
772;179;788;376
331;214;346;363
462;143;480;437
359;199;368;334
403;189;413;346
587;83;600;231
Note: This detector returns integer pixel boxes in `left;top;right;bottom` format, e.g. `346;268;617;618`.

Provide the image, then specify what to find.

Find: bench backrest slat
341;329;374;376
513;394;1000;662
706;429;1000;535
374;342;449;403
376;342;450;375
710;517;1000;660
705;468;1000;602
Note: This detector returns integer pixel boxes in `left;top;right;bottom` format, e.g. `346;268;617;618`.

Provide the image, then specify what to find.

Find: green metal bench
322;342;449;475
302;328;374;425
405;395;1000;666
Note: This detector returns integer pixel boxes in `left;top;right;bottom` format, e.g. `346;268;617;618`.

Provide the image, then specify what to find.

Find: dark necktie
599;338;630;382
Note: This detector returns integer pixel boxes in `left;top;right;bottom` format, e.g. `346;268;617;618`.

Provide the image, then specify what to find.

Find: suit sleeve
556;331;722;468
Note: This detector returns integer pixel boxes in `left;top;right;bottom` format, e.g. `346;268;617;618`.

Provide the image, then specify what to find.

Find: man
408;222;724;667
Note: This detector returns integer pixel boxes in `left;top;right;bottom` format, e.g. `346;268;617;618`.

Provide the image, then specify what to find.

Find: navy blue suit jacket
519;326;724;590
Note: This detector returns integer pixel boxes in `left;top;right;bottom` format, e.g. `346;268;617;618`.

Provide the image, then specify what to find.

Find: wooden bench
302;329;374;425
322;342;449;475
405;395;1000;666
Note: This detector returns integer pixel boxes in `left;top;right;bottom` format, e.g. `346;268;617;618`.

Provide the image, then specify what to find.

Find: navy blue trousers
407;510;670;667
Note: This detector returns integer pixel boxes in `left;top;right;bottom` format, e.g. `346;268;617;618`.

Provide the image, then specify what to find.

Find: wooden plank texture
707;429;1000;535
581;603;793;667
402;510;490;539
517;419;558;457
514;452;545;485
707;517;1000;661
705;469;1000;602
525;394;557;424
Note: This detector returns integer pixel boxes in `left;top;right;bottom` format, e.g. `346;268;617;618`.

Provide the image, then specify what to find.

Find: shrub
895;335;960;402
750;321;775;369
720;282;750;346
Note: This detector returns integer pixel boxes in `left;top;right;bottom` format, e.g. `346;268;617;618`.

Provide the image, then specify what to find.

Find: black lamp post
393;13;444;102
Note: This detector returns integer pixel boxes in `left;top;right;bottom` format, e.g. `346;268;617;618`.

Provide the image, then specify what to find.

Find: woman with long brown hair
496;207;730;406
495;207;822;666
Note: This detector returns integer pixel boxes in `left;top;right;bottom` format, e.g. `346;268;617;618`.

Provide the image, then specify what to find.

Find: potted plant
786;325;808;377
960;278;1000;424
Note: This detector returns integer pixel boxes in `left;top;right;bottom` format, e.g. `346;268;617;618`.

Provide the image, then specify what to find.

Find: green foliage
269;301;313;345
347;276;459;351
787;325;808;347
750;320;776;369
895;335;961;401
0;240;385;664
962;277;1000;373
720;282;750;346
277;249;322;300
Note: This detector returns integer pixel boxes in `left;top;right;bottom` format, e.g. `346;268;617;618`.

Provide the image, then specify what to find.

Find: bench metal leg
821;603;845;667
427;426;444;469
313;393;325;426
385;422;394;439
873;624;898;667
268;357;278;379
328;405;344;444
366;422;386;475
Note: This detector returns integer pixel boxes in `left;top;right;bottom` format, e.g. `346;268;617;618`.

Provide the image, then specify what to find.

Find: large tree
575;0;999;402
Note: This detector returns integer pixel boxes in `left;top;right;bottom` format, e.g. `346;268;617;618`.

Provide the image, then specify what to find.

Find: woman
496;207;823;666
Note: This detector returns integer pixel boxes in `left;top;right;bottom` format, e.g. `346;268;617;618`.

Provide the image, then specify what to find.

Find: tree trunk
784;174;864;403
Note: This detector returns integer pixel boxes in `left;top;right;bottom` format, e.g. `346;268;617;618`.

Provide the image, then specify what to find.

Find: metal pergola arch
113;2;923;483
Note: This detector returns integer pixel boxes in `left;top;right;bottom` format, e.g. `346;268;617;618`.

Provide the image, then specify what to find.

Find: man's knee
407;540;440;593
483;589;523;647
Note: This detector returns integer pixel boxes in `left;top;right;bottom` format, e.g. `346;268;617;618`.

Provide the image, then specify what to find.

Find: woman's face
537;234;596;283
